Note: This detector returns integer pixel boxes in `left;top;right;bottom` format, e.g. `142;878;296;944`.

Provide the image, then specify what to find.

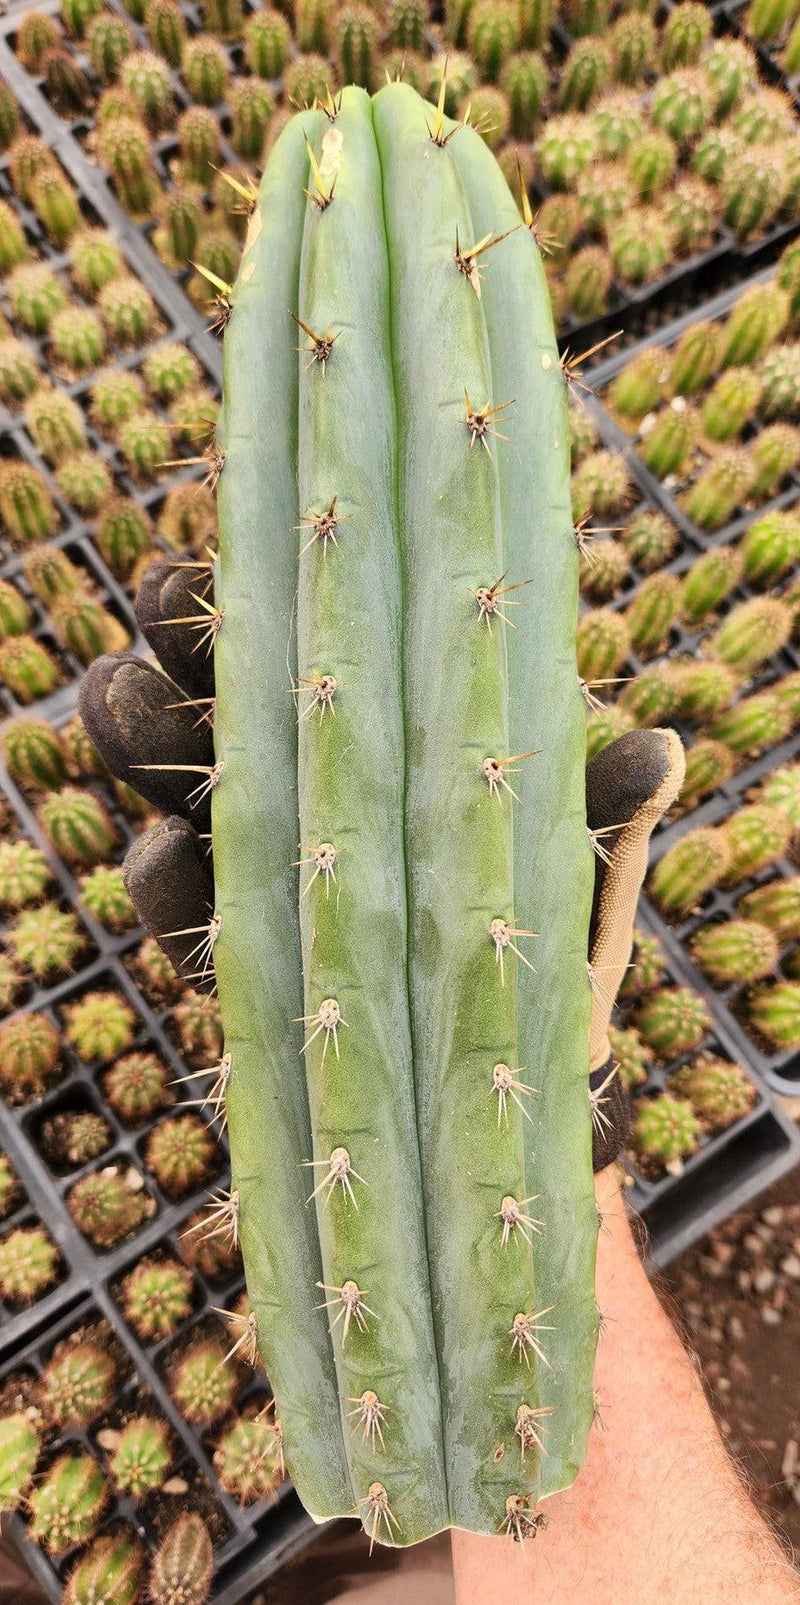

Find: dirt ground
661;1162;800;1559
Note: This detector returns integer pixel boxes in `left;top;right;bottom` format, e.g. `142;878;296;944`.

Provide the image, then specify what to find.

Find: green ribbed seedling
537;113;595;188
118;411;169;480
28;1452;106;1552
0;838;51;905
104;1050;174;1124
64;1532;145;1605
244;8;290;76
170;1337;238;1424
624;572;680;655
669;321;721;397
87;13;133;82
80;864;137;930
759;344;800;421
31;170;81;249
50;595;129;666
17;12;60;71
0;338;39;407
703;39;754;118
145;0;187;66
579;537;629;601
678;739;735;812
7;902;84;982
721;803;792;886
640;403;697;477
618;664;676;727
707;596;792;676
158;481;216;550
576;606;631;680
0;460;58;543
109;1416;172;1495
626;131;676;202
145;1114;216;1197
0;1413;40;1511
680;547;742;626
97;117;160;216
64;990;136;1061
749;981;800;1048
149;1514;213;1605
661;2;711;68
90;368;146;435
668;1052;755;1129
50;308;106;374
608;349;667;422
24;545;83;604
702;368;761;441
25;386;86;464
689;920;779;987
722;147;787;240
635;985;710;1058
652;69;711;146
649;827;730;915
213;88;598;1544
68;1166;147;1247
739;878;800;939
38;787;116;866
0;636;61;703
501;52;546;138
608;1025;649;1090
608;208;673;285
155;186;203;266
564;247;612;318
620;929;665;999
214;1413;280;1503
56;454;113;515
183;38;229;106
750;425;800;498
559;40;610;111
0;579;30;639
41;1111;110;1167
0;1012;61;1102
632;1094;699;1168
719;285;788;368
98;276;158;345
743;510;800;585
571;449;631;519
623;509;677;573
609;11;656;83
745;0;797;41
682;447;754;531
709;690;792;757
0;1224;58;1302
41;1340;116;1427
122;1256;193;1338
590;93;645;159
670;661;737;720
761;764;800;829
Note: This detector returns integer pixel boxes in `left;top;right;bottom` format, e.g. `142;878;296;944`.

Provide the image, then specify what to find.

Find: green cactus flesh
213;88;596;1542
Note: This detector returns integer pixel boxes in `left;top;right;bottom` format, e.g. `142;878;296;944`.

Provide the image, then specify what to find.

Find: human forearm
451;1168;794;1604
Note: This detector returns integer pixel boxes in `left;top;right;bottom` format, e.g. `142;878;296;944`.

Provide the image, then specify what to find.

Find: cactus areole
213;84;596;1545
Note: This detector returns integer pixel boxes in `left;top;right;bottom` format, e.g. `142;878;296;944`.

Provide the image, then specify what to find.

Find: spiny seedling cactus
145;0;187;65
719;284;788;369
668;321;721;399
679;739;736;813
722;147;787;240
97;117;161;216
90;368;146;436
0;1011;61;1102
64;990;136;1063
50;308;106;375
68;1166;148;1248
41;1110;111;1168
28;1451;106;1552
118;411;170;481
721;804;792;886
133;936;182;1005
706;597;792;676
121;50;173;131
571;449;631;520
758;344;800;422
64;1531;145;1605
608;349;667;422
682;447;755;531
145;1114;217;1197
536;113;595;188
639;403;697;478
0;635;61;703
576;161;633;235
144;343;201;405
79;864;137;931
104;1050;175;1124
31;169;81;249
607;1025;649;1091
618;664;677;727
664;176;718;255
51;594;130;666
0;1224;58;1303
170;1336;238;1424
624;572;680;656
0;459;58;543
632;1093;700;1170
651;69;712;147
661;1;711;68
0;1153;22;1218
148;1513;213;1605
122;1256;193;1340
183;36;229;106
680;546;743;626
559;39;610;112
0;338;39;407
98;276;158;346
701;368;762;442
154;186;203;267
740;878;800;940
17;11;60;71
56;454;113;516
0;1413;40;1511
0;579;30;641
38;787;116;866
214;1413;281;1504
761;764;800;829
635;985;710;1059
564;247;612;319
649;827;730;916
158;481;216;550
690;918;779;987
108;1416;172;1495
7;903;84;983
210;84;608;1544
501;52;546;139
41;1340;116;1428
569;406;598;464
25;386;86;465
1;720;66;791
745;0;797;41
743;510;800;586
576;607;630;680
87;13;133;83
608;209;673;286
244;7;290;76
671;661;738;722
0;201;27;274
173;989;224;1065
749;423;800;499
749;981;800;1049
579;536;629;601
619;929;666;1001
180;1207;241;1282
609;13;656;84
229;79;275;162
708;690;792;757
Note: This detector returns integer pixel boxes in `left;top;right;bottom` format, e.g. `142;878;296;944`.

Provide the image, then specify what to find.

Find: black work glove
79;559;684;1171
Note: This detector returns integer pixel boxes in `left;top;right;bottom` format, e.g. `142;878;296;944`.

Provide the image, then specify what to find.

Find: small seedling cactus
720;803;792;886
158;482;216;550
576;607;630;680
0;1154;22;1218
0;459;58;543
635;986;710;1059
31;169;81;248
576;162;633;235
536;113;595;188
0;579;30;641
109;1416;172;1495
639;403;697;478
618;664;677;727
745;0;797;42
740;878;800;940
145;1114;217;1197
214;1413;281;1504
673;1053;758;1130
41;1340;116;1428
743;511;800;586
56;454;113;516
104;1050;175;1124
64;1532;145;1605
87;13;134;82
7;902;84;982
180;1208;241;1281
571;449;631;519
579;537;629;601
758;344;800;422
79;864;137;931
0;635;61;703
651;69;712;147
690;919;779;987
0;1224;58;1303
41;1110;111;1168
749;423;800;499
173;989;224;1064
722;148;787;240
122;1256;193;1339
682;447;755;531
701;368;761;443
121;50;173;131
97;117;161;216
501;52;546;138
649;827;730;915
709;690;793;757
619;929;665;1000
118;411;170;480
28;1452;106;1552
64;990;136;1062
0;1011;61;1101
0;201;27;274
98;276;158;346
50;594;129;666
761;764;800;829
706;597;792;676
0;1414;40;1511
607;1025;649;1091
668;319;719;398
17;11;60;71
0;719;64;792
680;546;743;626
559;40;610;112
664;177;718;255
68;1166;148;1248
38;787;116;867
170;1337;238;1424
632;1094;700;1169
155;186;203;267
719;284;788;369
608;209;673;286
564;247;612;319
749;981;800;1049
50;308;106;376
146;0;187;66
230;79;275;162
608;349;667;421
609;12;656;83
624;572;680;656
148;1513;213;1605
0;338;39;407
90;369;146;436
25;386;86;465
671;661;737;720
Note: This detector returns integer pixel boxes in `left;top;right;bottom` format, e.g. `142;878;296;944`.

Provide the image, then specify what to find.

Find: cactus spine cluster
213;88;596;1543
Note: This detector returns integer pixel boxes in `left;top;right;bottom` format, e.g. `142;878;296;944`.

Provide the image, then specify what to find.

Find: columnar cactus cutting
212;85;596;1544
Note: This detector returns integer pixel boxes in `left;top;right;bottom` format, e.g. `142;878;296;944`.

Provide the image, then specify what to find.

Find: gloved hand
79;557;685;1171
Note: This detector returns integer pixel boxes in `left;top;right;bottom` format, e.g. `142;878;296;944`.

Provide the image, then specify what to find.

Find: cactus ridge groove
213;83;596;1544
